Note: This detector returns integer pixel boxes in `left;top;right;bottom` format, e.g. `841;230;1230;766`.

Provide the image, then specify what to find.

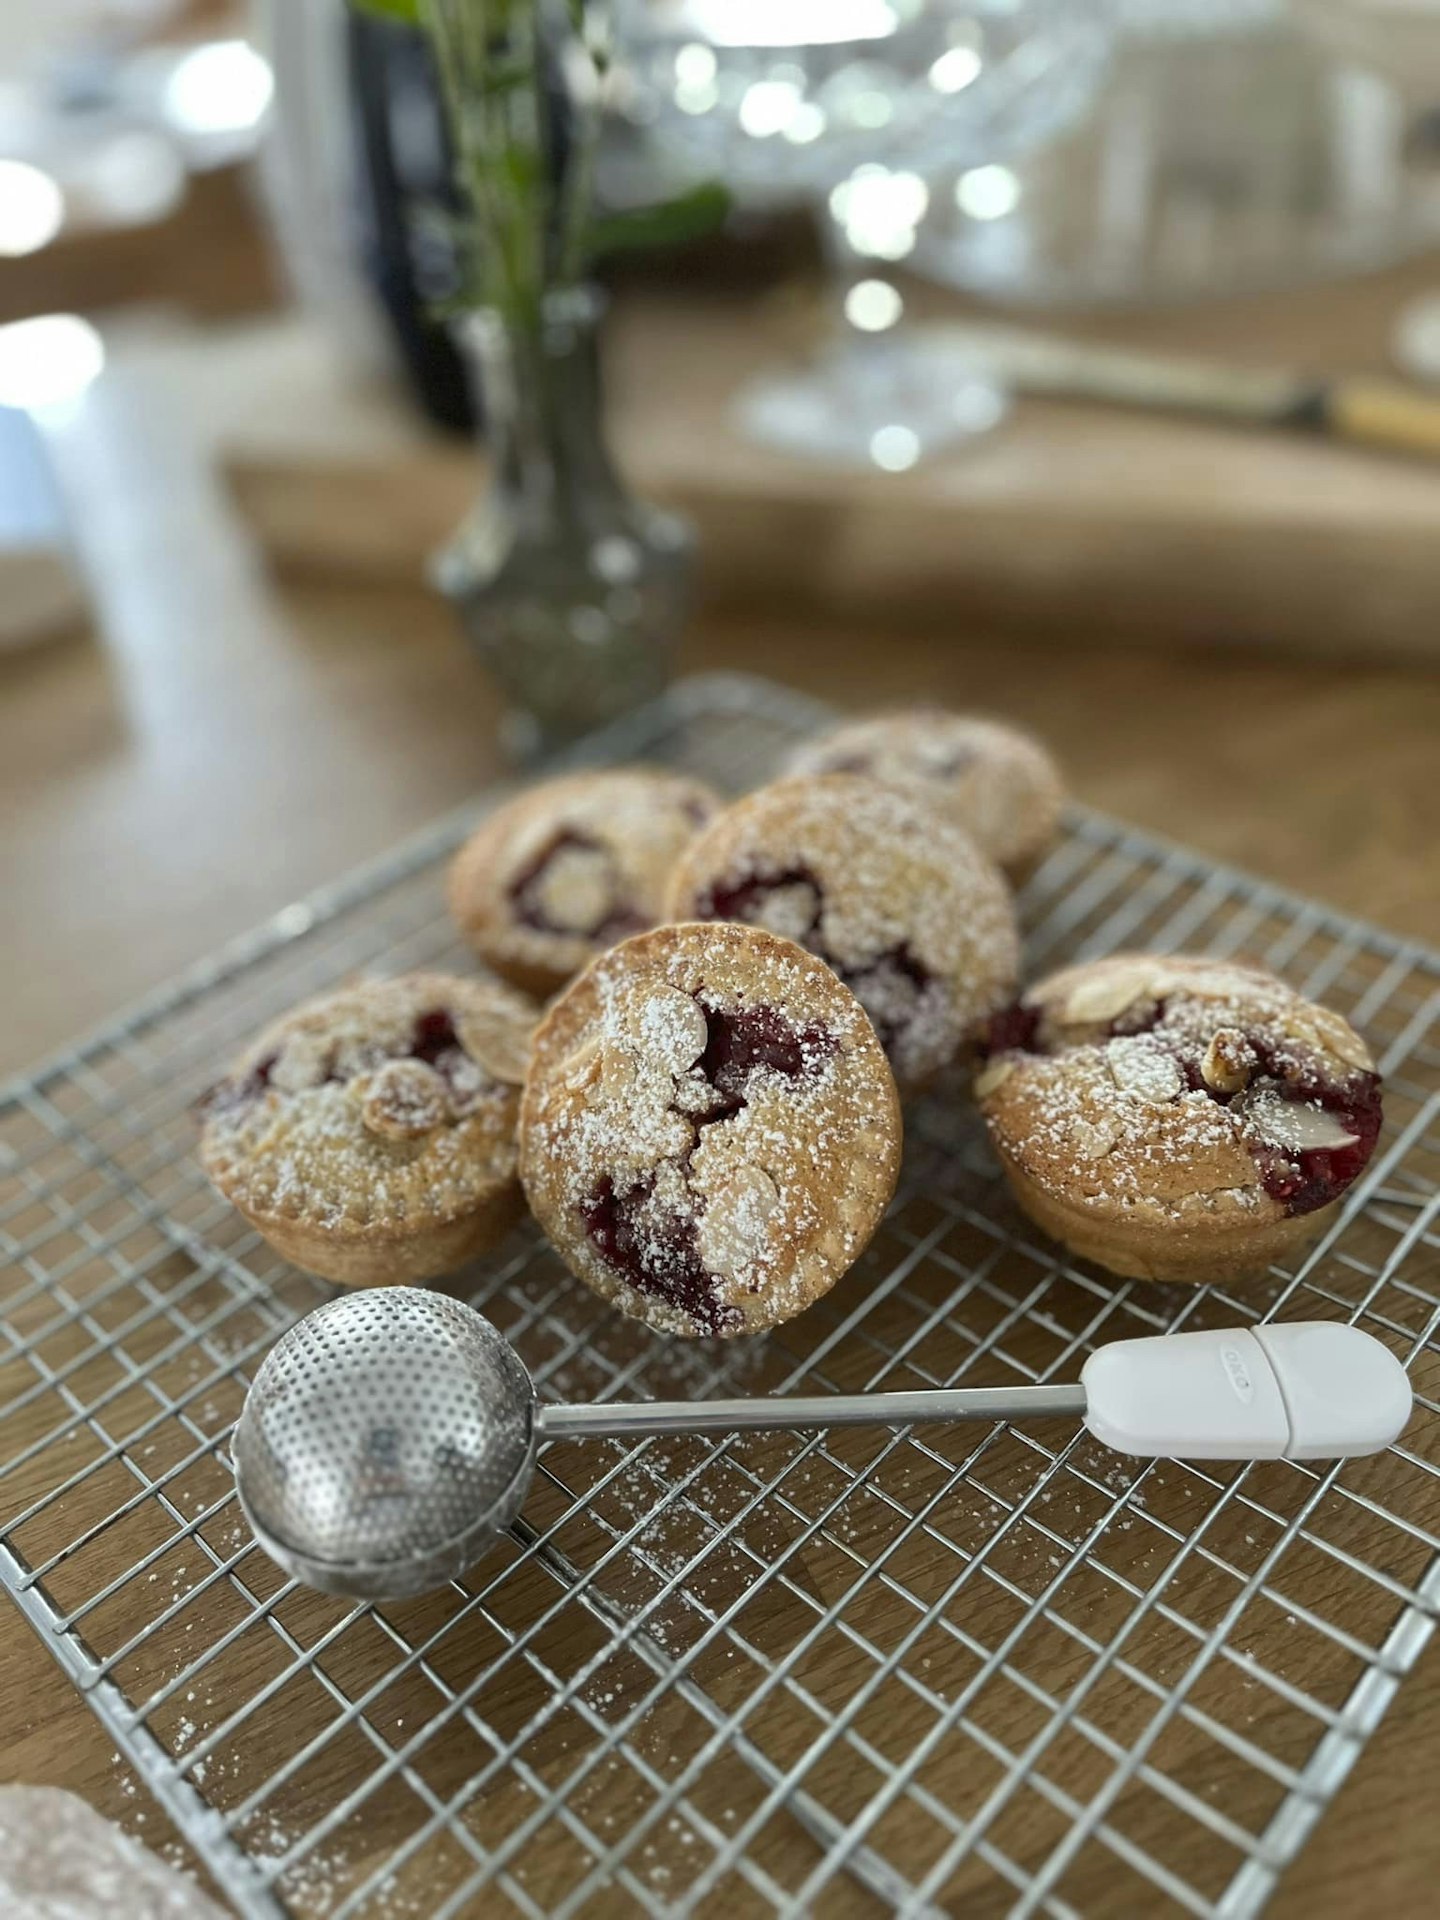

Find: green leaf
348;0;421;22
588;182;731;258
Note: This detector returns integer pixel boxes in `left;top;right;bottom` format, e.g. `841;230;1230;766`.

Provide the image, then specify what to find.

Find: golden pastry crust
447;767;722;996
664;775;1019;1088
197;972;536;1285
978;954;1382;1285
519;922;903;1337
785;708;1064;878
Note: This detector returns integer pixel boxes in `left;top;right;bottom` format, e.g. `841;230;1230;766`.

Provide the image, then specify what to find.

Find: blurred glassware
913;0;1440;307
120;37;274;168
433;289;692;759
1292;0;1440;94
253;0;400;396
0;314;105;411
1287;3;1440;383
1393;285;1440;380
611;0;1110;465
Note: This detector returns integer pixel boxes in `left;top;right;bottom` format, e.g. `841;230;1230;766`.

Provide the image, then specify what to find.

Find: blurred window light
929;46;982;93
849;89;895;129
955;384;1005;434
674;43;717;87
831;165;928;258
674;78;719;113
662;0;898;47
0;160;64;258
870;424;920;471
78;133;186;226
867;229;917;263
845;278;903;331
956;164;1021;221
784;103;827;144
832;165;929;230
738;79;804;138
0;315;104;410
164;40;274;137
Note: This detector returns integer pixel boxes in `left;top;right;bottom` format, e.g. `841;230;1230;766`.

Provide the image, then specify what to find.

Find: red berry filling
698;999;835;1095
982;996;1167;1060
409;1009;461;1066
198;1007;497;1122
579;996;835;1329
195;1049;279;1120
1193;1034;1382;1216
580;1174;738;1336
694;867;939;1065
982;992;1381;1218
840;944;936;1056
507;830;645;942
699;868;821;940
404;1009;497;1112
982;1001;1042;1058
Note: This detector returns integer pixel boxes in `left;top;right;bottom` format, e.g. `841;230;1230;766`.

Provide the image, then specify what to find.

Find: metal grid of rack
2;674;1438;1920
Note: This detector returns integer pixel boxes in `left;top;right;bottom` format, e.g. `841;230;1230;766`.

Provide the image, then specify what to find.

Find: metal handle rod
536;1382;1089;1443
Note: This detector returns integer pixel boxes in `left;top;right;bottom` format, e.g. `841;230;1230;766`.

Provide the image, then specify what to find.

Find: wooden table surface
3;309;1440;1917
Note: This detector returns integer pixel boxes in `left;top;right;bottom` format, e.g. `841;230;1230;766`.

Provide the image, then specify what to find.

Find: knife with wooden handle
936;321;1440;461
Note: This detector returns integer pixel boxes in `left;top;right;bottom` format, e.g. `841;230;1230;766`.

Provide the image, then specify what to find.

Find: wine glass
611;0;1111;466
912;0;1440;309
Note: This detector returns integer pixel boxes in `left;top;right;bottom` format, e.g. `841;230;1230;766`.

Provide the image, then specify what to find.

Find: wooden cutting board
219;258;1440;659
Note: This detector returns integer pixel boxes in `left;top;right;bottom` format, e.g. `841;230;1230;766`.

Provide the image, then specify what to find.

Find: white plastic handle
1080;1322;1412;1461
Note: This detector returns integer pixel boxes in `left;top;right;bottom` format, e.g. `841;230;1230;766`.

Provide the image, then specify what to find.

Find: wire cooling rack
3;673;1439;1920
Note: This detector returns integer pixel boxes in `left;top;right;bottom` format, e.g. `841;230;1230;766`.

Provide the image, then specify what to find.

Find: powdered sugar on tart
977;953;1382;1285
665;775;1019;1088
785;708;1063;877
519;923;902;1337
448;767;722;996
198;972;536;1285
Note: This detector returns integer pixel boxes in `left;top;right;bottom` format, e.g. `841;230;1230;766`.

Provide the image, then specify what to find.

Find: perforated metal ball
233;1288;537;1599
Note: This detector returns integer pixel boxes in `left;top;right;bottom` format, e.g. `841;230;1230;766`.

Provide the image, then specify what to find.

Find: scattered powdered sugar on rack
242;1809;357;1915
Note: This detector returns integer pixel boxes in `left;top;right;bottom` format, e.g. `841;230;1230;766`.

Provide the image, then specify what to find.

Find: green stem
523;0;549;311
557;12;605;287
419;0;557;333
421;0;495;305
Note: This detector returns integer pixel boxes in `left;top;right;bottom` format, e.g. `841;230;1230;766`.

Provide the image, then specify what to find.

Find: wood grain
219;263;1440;659
3;298;1440;1917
